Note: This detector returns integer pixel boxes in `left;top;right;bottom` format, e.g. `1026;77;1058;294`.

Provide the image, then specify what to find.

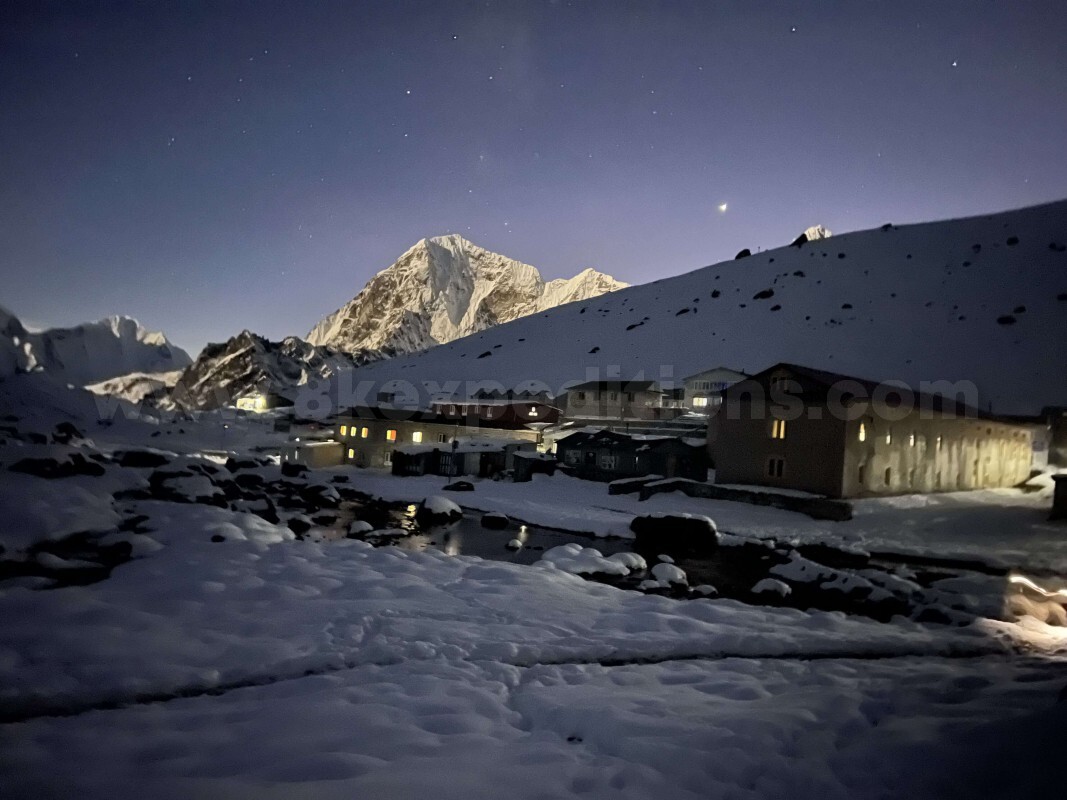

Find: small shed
513;452;558;482
280;440;343;469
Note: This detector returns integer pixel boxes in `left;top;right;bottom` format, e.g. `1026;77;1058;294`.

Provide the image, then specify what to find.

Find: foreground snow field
2;378;1066;797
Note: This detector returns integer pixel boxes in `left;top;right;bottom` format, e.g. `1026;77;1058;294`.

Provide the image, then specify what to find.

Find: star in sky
718;203;729;213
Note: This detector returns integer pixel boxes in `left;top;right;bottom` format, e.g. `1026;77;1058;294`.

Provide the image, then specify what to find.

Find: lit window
936;435;942;451
386;429;397;442
528;406;538;416
347;448;354;459
693;397;709;408
858;422;866;442
885;431;892;445
340;425;348;436
766;457;785;478
412;431;423;443
361;427;369;439
771;418;787;440
909;433;915;447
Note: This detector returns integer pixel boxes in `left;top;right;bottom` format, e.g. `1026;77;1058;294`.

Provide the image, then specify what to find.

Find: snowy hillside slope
344;201;1067;415
307;234;626;355
0;307;191;386
166;330;366;410
86;370;185;406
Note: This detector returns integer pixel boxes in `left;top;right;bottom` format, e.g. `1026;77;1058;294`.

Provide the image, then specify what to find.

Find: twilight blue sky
2;0;1066;356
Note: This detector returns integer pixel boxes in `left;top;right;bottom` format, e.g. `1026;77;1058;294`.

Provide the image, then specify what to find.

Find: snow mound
538;544;637;576
421;496;462;517
651;562;688;585
752;578;792;597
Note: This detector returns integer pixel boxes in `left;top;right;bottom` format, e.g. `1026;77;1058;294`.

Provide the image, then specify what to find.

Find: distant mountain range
6;209;1063;416
0;307;191;386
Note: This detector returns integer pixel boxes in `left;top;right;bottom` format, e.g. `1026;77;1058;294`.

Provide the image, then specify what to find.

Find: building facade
335;406;541;469
280;440;343;468
560;380;669;422
711;363;1033;498
556;429;708;483
682;367;748;414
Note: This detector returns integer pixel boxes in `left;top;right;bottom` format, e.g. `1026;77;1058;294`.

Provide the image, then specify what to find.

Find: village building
428;397;560;427
555;429;708;483
334;405;543;469
559;380;669;422
280;440;343;468
234;390;293;413
709;362;1034;498
681;367;748;414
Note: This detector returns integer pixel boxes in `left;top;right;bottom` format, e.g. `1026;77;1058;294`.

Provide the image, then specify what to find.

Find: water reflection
385;516;636;566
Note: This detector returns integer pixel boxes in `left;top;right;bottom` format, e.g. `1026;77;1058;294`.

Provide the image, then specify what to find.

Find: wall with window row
336;417;537;468
841;413;1032;496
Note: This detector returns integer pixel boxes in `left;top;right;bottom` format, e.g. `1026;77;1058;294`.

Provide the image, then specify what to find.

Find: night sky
3;1;1066;356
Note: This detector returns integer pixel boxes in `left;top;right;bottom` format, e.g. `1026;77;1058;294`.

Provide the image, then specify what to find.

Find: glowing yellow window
347;448;354;459
858;422;866;442
340;425;348;436
771;418;787;440
885;431;892;445
412;431;423;443
360;427;369;439
386;429;397;442
909;433;916;447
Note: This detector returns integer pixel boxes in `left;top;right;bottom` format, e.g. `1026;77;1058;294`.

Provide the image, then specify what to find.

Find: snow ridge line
0;643;1014;726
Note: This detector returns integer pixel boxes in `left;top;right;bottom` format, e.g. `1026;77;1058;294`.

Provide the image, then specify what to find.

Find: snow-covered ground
2;379;1067;798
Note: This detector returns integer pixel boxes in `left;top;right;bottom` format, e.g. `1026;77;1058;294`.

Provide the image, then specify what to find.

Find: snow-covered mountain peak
306;236;625;355
0;309;192;385
803;225;832;241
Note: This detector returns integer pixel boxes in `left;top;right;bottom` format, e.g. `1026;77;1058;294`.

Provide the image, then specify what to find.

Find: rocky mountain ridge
307;234;626;355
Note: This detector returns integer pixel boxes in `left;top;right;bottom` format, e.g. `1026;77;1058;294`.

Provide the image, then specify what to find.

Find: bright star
718;203;728;213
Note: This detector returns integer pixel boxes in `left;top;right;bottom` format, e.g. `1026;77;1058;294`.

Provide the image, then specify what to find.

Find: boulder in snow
481;512;509;530
416;495;463;524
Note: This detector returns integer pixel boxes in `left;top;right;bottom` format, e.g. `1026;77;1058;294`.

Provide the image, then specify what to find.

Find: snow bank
538;544;633;576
